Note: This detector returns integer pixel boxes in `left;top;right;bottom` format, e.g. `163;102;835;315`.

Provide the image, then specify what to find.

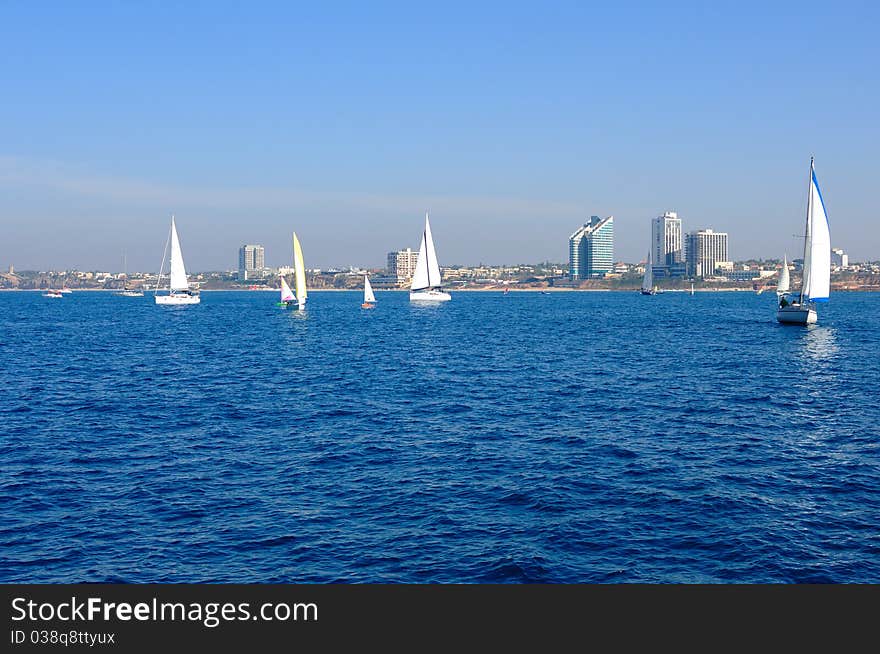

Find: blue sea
1;290;878;583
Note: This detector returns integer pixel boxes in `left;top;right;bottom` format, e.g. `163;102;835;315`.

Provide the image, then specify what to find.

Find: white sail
364;275;376;303
411;213;442;291
280;276;295;302
641;252;653;291
293;232;307;305
777;255;790;294
801;166;831;302
411;232;429;291
169;216;189;291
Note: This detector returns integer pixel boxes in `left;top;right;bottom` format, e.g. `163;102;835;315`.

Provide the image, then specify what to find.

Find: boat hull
410;290;451;302
361;302;375;309
155;293;200;305
640;290;656;296
776;305;816;324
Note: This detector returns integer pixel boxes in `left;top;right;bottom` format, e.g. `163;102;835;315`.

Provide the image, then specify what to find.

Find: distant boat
410;212;451;302
777;158;830;325
690;282;695;296
292;232;308;310
503;286;510;295
641;251;658;295
776;255;790;298
362;275;376;309
540;290;550;295
155;215;200;305
118;250;144;297
42;289;63;298
276;275;296;308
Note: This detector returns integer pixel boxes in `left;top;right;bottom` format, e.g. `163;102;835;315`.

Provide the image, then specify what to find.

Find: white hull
777;305;816;324
410;289;451;302
119;290;144;297
155;293;200;305
43;292;63;298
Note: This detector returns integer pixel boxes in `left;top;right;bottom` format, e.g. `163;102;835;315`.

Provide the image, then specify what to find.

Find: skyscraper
238;244;265;281
387;248;419;284
651;211;684;277
686;229;729;278
568;215;614;280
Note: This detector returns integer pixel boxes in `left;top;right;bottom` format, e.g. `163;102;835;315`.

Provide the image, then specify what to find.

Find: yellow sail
293;232;307;306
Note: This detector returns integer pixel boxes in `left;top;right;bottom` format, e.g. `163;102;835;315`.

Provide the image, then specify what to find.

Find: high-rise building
238;244;265;281
686;229;729;278
387;248;419;284
831;248;848;269
568;215;614;280
651;211;684;277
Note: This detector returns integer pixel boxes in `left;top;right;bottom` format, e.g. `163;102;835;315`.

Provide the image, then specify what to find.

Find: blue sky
1;1;878;270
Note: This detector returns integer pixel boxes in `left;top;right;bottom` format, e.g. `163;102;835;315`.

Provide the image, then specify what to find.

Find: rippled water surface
1;290;878;582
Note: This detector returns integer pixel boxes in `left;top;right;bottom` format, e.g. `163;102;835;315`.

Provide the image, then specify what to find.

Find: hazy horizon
2;3;878;271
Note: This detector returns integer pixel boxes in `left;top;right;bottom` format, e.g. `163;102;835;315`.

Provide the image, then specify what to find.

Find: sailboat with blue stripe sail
777;158;830;324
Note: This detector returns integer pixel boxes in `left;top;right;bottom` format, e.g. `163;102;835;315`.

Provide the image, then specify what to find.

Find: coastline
4;286;877;293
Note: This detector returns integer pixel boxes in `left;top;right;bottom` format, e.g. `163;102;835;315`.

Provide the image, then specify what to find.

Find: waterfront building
651;211;684;277
238;244;265;281
387;247;419;284
685;229;729;278
568;215;614;280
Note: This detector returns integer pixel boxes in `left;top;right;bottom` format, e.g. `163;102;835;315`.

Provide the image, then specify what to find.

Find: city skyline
1;3;878;270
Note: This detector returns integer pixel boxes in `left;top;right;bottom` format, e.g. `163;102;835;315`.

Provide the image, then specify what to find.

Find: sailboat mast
799;157;813;302
423;212;434;288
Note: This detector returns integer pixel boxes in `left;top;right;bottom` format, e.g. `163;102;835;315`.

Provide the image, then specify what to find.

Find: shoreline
4;287;878;293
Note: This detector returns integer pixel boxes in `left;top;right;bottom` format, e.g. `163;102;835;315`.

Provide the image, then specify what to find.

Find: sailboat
59;274;72;293
640;252;657;295
690;282;695;296
118;251;144;297
155;216;200;305
410;213;451;302
292;232;308;310
276;275;296;308
776;255;790;298
362;275;376;309
42;288;63;298
777;158;830;324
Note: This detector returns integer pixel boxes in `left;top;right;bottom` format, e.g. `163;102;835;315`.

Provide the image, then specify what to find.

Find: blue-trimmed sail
802;164;831;302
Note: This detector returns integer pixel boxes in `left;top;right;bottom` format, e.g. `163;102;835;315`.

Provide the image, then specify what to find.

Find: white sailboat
640;251;657;295
118;250;144;297
292;232;307;310
276;275;296;308
777;158;830;324
776;255;790;297
155;216;200;305
410;213;451;302
362;275;376;309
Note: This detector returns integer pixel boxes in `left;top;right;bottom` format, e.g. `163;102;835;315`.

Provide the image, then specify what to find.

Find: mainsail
364;275;376;304
293;233;307;305
411;213;442;291
169;216;189;291
641;252;653;291
800;163;831;303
